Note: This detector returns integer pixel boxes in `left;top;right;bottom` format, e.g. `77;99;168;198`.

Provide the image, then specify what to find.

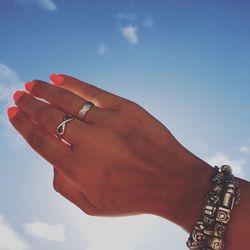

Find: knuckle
27;131;45;150
36;105;54;124
84;85;100;98
55;91;75;107
119;99;139;111
122;100;146;120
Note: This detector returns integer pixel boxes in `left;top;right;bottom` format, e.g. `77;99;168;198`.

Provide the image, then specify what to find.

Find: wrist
149;147;214;231
177;155;214;232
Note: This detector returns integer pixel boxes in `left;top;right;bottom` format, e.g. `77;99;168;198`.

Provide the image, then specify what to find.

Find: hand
7;74;211;223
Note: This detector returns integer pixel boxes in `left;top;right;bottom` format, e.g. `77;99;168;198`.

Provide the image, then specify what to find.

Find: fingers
25;80;110;124
7;107;73;169
13;90;88;145
53;168;103;216
50;74;126;110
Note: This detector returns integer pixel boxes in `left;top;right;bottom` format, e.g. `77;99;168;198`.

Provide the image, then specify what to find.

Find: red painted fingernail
25;81;35;92
7;106;19;119
13;90;24;102
50;74;64;85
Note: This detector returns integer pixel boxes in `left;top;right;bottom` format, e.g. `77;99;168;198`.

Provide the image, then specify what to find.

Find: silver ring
77;101;94;121
56;114;74;138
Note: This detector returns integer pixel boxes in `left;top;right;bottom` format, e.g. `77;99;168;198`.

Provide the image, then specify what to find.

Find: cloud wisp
116;12;137;22
240;146;250;154
97;43;109;56
142;17;154;29
205;152;245;178
16;0;57;11
24;221;66;242
0;215;30;250
38;0;57;11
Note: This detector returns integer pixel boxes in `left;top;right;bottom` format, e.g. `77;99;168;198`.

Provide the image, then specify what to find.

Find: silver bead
191;229;207;242
212;184;223;194
186;237;204;249
202;215;215;226
221;165;232;175
213;223;226;238
208;236;224;250
196;221;213;236
212;172;225;185
204;204;217;217
216;207;231;224
206;192;220;206
223;190;235;210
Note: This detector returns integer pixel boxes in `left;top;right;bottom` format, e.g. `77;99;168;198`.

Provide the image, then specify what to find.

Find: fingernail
13;90;24;102
7;106;19;119
25;81;35;92
50;74;64;85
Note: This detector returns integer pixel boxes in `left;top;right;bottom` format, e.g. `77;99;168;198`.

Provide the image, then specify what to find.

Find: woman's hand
7;74;212;225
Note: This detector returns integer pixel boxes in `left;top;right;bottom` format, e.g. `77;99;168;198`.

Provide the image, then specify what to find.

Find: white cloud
83;215;157;250
122;26;139;45
0;215;29;250
16;0;57;11
240;146;250;154
204;152;245;178
97;43;109;56
116;12;154;45
24;221;65;242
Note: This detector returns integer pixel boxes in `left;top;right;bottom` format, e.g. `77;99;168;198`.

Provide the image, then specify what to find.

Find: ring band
77;101;94;121
56;114;74;138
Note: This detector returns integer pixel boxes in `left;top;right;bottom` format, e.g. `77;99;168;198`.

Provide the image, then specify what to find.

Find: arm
8;74;250;249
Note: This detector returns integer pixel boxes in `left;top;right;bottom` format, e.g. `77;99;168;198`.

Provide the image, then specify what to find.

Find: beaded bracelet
186;165;240;250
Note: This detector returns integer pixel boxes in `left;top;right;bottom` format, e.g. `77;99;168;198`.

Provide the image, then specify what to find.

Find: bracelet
186;165;240;250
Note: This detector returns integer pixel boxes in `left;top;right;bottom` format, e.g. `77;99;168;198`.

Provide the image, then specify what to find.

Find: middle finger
25;80;111;124
14;91;88;145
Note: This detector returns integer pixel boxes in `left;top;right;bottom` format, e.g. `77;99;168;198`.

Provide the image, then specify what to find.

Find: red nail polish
13;91;24;102
7;106;19;119
50;74;64;85
25;81;35;92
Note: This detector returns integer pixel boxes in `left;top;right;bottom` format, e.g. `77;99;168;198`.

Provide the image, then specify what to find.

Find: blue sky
0;0;250;249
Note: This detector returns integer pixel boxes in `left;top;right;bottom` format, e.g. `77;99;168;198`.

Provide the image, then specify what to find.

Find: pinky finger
7;106;73;168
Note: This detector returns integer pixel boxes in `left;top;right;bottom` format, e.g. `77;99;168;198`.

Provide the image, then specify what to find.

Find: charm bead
208;237;225;250
186;165;240;249
216;207;231;224
213;223;226;238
